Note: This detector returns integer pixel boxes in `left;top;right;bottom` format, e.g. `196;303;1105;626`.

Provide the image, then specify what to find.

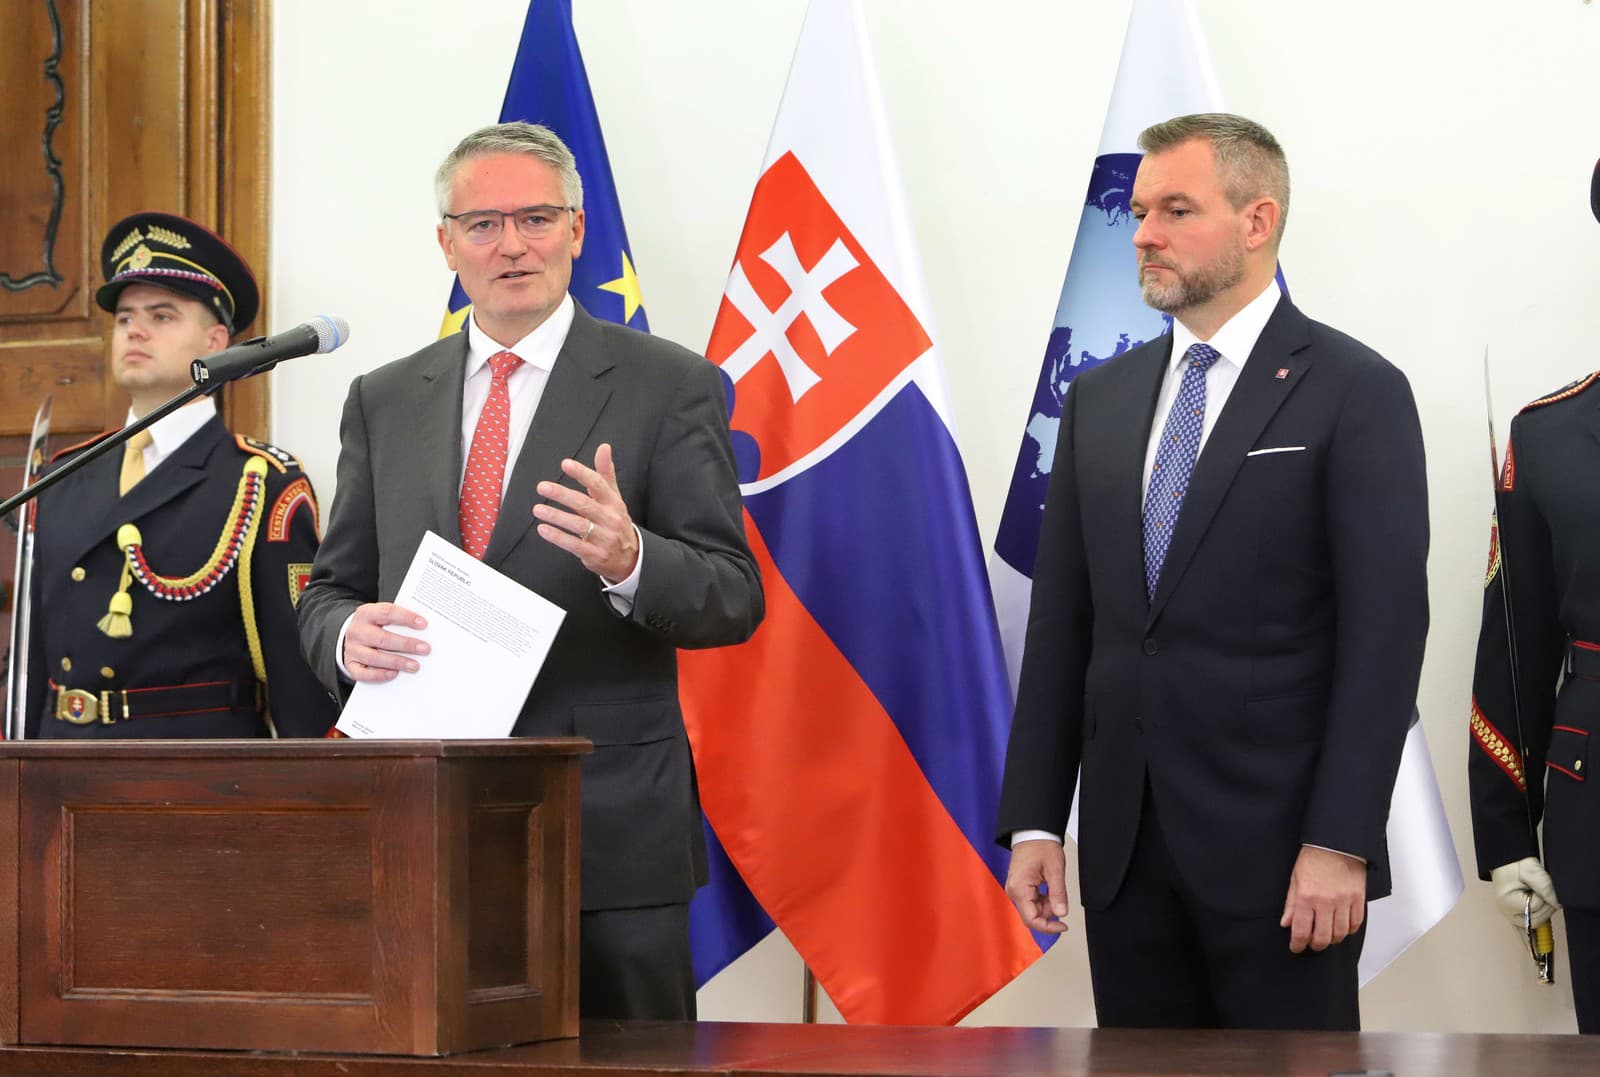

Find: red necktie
459;350;523;559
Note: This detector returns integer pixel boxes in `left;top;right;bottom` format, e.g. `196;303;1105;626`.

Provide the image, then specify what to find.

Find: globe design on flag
993;152;1172;575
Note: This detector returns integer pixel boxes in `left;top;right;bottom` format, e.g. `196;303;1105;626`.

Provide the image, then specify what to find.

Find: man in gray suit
298;122;764;1020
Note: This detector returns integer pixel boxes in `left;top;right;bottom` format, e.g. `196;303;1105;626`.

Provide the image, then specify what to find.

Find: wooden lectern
0;738;588;1056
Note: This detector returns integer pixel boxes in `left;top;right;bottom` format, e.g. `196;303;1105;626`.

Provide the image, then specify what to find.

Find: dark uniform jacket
24;412;337;739
1471;372;1600;908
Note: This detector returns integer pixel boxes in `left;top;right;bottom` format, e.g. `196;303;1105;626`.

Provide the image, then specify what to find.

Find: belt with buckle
53;679;259;726
1568;640;1600;680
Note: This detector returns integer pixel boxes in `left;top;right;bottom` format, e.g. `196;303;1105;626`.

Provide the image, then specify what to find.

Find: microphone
1592;158;1599;224
190;315;350;385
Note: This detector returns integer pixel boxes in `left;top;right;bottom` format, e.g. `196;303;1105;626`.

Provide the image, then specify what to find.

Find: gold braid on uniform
235;475;276;737
97;457;268;638
1470;697;1526;792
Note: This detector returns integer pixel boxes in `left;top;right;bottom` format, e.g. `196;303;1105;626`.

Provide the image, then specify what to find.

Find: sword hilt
1527;895;1557;984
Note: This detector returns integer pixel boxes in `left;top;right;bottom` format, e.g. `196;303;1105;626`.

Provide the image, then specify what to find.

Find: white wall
271;0;1600;1034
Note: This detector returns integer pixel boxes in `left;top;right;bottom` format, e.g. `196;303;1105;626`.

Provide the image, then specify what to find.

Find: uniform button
60;657;72;672
1578;760;1585;772
100;667;116;680
71;567;86;582
1133;715;1143;733
1143;639;1158;656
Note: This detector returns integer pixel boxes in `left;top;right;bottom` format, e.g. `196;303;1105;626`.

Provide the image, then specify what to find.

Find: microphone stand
0;351;276;522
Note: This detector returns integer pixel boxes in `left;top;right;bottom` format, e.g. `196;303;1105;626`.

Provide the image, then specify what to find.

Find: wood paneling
0;739;586;1056
0;0;271;442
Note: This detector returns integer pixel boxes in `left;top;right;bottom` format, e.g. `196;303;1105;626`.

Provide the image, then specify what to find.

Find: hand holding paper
336;531;565;739
342;602;430;682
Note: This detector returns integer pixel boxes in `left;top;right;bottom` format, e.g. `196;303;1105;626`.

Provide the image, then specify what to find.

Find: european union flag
440;0;647;336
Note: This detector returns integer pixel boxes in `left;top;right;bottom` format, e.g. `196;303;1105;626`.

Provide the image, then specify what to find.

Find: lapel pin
1275;368;1289;380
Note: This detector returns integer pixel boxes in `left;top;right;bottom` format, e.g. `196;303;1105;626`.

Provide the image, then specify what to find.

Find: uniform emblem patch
288;563;313;608
268;478;317;541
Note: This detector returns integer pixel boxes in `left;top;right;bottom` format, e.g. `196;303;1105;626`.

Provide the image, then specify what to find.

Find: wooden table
0;1019;1591;1075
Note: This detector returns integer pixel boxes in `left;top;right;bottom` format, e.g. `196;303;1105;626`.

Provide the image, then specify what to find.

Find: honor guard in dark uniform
1469;390;1600;1028
1470;166;1600;1032
21;212;338;740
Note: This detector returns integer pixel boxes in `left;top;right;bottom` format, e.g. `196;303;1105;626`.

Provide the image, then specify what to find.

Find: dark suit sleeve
254;467;340;737
297;375;377;699
995;379;1093;841
628;358;763;649
1299;359;1429;862
1468;415;1562;876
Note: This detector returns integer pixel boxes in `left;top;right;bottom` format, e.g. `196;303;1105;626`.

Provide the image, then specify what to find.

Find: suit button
1142;638;1158;655
60;657;72;672
1133;715;1143;733
71;567;87;582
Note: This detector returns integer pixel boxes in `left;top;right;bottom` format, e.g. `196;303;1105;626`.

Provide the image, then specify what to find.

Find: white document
336;530;565;739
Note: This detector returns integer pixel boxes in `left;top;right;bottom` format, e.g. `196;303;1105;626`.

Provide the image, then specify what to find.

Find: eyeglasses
442;204;575;244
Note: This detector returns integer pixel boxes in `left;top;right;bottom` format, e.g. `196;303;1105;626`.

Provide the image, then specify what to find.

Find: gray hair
1138;113;1290;243
434;121;585;216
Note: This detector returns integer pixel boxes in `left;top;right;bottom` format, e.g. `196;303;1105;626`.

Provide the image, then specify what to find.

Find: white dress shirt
125;397;217;475
1140;281;1282;497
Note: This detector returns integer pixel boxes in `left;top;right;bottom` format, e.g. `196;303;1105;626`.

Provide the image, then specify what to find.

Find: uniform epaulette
234;434;303;474
1519;371;1600;415
49;429;119;463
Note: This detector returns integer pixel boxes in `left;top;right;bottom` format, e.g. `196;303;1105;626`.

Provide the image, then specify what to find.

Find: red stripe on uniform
681;511;1038;1025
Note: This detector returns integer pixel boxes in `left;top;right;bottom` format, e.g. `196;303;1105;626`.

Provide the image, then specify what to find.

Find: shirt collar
464;293;575;378
1168;280;1283;374
126;397;216;457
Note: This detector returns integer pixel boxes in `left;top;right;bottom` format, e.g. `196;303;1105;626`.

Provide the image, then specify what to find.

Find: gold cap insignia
110;228;144;262
145;224;192;250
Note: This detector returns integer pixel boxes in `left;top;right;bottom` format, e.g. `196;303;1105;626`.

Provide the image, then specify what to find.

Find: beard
1139;241;1246;314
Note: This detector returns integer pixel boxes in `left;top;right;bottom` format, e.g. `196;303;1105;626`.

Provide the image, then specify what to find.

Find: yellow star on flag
438;302;472;339
597;251;645;323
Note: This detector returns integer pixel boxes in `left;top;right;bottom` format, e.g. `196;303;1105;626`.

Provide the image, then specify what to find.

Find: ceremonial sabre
4;396;53;741
1483;351;1555;984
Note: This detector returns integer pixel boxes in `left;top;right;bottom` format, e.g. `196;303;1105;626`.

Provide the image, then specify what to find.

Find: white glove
1490;857;1560;929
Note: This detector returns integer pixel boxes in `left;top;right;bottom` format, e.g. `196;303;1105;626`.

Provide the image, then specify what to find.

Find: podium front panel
0;740;584;1056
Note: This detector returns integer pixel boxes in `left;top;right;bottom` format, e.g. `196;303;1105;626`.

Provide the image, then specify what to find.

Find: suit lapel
67;417;226;567
1147;301;1313;624
415;333;470;546
484;306;614;567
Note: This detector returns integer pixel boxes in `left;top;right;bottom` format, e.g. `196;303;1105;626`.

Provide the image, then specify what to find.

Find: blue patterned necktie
1143;342;1220;599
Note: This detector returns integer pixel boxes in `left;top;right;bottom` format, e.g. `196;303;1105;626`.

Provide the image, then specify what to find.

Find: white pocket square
1246;446;1307;457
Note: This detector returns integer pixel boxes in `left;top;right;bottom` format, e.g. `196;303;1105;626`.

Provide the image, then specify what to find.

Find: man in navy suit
996;113;1428;1030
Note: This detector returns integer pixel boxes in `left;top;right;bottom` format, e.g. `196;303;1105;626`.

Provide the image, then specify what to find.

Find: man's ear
1243;198;1281;253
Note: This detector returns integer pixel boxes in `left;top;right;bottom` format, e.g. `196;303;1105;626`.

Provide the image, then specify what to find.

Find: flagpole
801;965;818;1023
